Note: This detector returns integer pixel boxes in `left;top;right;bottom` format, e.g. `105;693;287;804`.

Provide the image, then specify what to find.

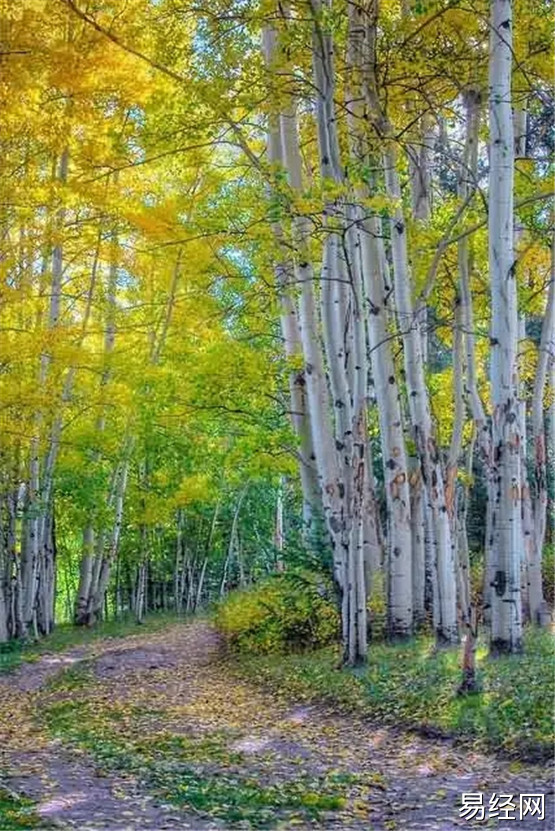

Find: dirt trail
1;621;553;830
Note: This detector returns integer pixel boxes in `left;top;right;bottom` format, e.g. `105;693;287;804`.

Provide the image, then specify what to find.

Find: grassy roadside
232;627;555;763
0;612;184;675
38;662;356;827
0;788;41;830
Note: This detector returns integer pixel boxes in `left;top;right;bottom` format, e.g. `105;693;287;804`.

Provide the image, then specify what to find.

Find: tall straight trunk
274;477;285;565
266;8;368;662
384;150;457;644
22;149;69;634
410;463;426;628
87;454;130;622
457;90;496;627
276;29;347;582
528;241;554;623
549;362;555;545
488;0;522;654
310;0;369;662
261;53;322;532
135;558;147;625
75;527;95;624
360;217;412;637
483;493;495;623
75;218;117;624
359;4;456;643
174;509;184;612
446;293;471;633
345;1;392;618
457;438;475;629
362;451;382;597
0;506;8;641
519;314;533;623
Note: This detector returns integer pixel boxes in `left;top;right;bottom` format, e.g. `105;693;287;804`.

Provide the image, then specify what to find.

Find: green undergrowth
236;627;555;763
0;787;41;830
40;669;354;827
0;612;183;675
215;569;339;654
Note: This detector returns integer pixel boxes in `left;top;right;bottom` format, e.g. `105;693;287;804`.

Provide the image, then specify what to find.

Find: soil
1;621;553;830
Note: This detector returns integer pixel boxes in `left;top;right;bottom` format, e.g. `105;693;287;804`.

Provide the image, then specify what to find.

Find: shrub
215;570;339;654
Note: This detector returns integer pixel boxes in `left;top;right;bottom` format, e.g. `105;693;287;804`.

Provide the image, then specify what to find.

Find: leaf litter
0;621;553;829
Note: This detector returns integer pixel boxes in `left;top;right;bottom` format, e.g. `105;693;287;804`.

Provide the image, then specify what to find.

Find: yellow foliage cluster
215;573;339;655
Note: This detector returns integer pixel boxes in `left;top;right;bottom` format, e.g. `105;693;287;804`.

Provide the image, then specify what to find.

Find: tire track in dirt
1;621;553;830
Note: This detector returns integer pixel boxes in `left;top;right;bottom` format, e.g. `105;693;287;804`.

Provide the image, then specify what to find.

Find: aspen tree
488;0;523;654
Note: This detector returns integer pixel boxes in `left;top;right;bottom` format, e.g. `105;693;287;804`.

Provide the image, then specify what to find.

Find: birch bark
528;242;554;623
264;5;369;661
488;0;523;654
384;153;457;643
359;4;457;643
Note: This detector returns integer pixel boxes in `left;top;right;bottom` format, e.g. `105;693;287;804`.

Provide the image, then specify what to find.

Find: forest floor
0;620;553;831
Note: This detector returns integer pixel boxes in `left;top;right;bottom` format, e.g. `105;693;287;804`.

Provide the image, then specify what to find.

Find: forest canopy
0;0;553;669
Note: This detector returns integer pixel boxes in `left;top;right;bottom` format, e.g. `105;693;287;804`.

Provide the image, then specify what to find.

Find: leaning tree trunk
262;34;322;536
488;0;523;654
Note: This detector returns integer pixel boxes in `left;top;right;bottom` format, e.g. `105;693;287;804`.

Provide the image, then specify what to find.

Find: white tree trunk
262;32;322;534
528;241;554;623
266;7;369;662
384;150;458;644
360;218;413;637
75;527;95;624
488;0;523;654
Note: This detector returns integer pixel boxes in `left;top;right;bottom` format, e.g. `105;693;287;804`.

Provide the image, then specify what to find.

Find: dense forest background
0;0;553;666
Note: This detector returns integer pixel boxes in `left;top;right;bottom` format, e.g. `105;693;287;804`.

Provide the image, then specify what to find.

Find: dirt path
1;622;553;830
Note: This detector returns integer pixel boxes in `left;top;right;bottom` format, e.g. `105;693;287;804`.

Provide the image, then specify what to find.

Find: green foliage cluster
164;769;347;826
0;788;39;830
215;570;339;654
238;628;555;763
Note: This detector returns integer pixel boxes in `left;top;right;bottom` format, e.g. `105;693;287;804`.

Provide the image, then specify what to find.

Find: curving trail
1;621;553;830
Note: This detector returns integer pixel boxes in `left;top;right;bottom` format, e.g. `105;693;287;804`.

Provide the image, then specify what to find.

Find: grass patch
164;770;347;825
40;685;354;827
0;788;40;830
0;611;184;675
236;627;555;762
